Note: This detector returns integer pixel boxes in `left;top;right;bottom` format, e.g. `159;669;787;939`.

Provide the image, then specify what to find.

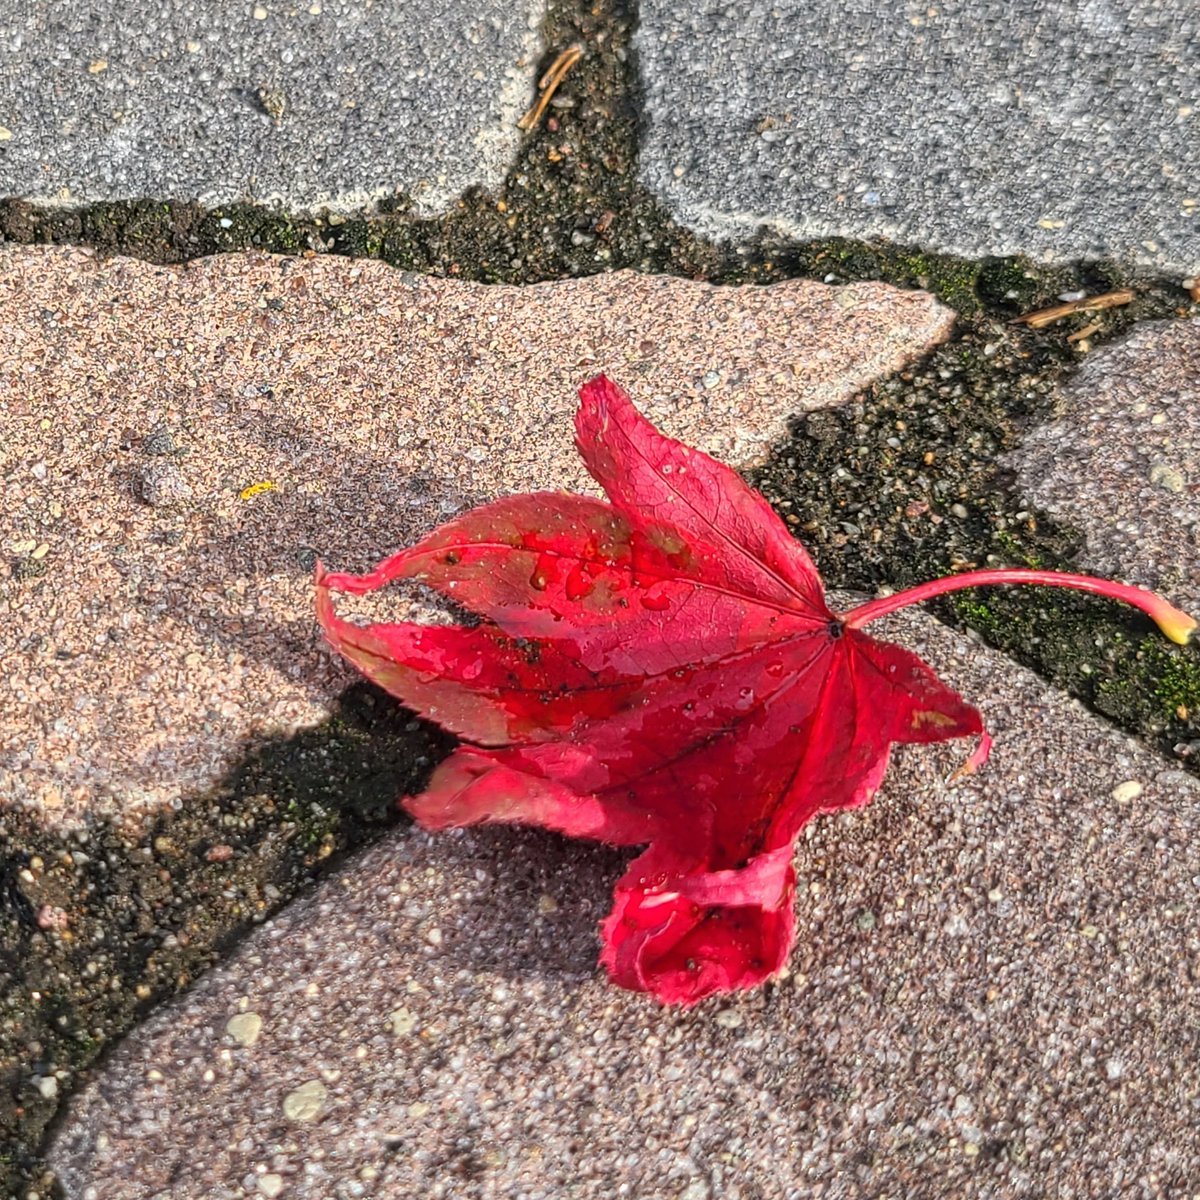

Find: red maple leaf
316;376;1195;1005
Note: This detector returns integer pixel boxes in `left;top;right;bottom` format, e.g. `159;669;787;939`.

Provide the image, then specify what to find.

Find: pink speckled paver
45;610;1200;1199
0;245;955;825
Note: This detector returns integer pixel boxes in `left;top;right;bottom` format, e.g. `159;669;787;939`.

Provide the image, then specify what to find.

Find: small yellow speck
31;543;50;560
308;1;322;11
239;480;277;500
1081;924;1099;938
0;127;12;141
1037;217;1066;230
253;5;268;17
88;59;108;74
186;40;202;53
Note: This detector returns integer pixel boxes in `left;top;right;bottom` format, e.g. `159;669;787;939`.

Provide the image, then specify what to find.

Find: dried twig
517;44;583;132
1011;288;1135;329
1066;321;1102;345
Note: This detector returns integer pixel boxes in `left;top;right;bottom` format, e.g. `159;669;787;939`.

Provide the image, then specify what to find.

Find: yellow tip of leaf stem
1156;609;1198;646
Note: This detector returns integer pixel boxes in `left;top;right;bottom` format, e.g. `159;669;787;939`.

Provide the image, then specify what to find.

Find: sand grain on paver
45;612;1200;1198
0;245;954;825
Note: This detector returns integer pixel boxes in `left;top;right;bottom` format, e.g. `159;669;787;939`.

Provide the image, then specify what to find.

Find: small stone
388;1007;418;1036
950;503;969;519
406;1100;431;1118
1111;780;1143;803
1148;462;1185;493
36;905;69;931
701;369;721;389
257;87;287;121
536;893;558;914
714;1009;744;1029
258;1174;285;1198
855;908;877;931
253;5;268;17
31;1075;58;1100
0;127;12;141
226;1012;263;1046
133;462;193;508
282;1079;327;1122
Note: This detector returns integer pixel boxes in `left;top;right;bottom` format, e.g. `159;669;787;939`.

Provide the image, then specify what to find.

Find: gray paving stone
45;609;1200;1198
635;0;1200;272
1006;319;1200;616
0;0;541;213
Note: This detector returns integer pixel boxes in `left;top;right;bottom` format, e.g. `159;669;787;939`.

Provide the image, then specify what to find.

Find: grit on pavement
1;0;1199;1196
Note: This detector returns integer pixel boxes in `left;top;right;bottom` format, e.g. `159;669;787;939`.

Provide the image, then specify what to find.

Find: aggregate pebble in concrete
0;0;540;213
1007;319;1200;615
0;245;954;826
635;0;1200;271
46;611;1200;1199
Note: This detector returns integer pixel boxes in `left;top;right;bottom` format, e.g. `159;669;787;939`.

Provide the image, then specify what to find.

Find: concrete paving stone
0;0;541;213
1006;319;1200;615
0;244;955;827
45;608;1200;1199
634;0;1200;272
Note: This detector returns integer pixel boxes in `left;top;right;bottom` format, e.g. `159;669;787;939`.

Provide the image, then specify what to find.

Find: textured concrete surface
0;0;540;213
1007;319;1200;615
635;0;1200;271
0;245;954;826
46;608;1200;1199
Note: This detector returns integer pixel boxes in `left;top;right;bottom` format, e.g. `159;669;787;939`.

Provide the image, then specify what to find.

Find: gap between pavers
0;244;955;827
44;609;1200;1199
